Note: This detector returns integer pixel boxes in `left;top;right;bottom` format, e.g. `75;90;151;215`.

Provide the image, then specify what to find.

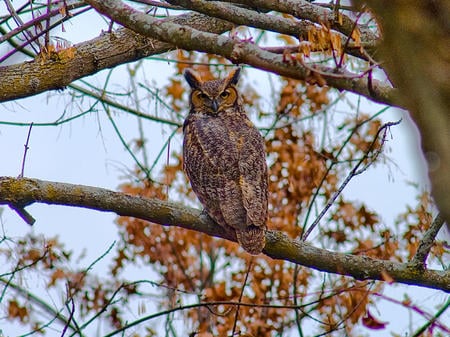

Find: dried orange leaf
8;300;28;322
380;269;395;284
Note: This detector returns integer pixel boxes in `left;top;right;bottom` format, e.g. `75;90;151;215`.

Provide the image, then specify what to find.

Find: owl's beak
211;99;219;112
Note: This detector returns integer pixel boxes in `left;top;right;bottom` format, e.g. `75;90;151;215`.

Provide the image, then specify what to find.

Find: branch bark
231;0;379;51
83;0;397;106
0;176;448;292
0;13;233;103
166;0;372;61
0;0;398;106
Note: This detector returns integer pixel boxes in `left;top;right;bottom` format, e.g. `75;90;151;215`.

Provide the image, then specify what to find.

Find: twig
337;10;364;68
10;122;37;225
411;213;445;267
61;296;76;337
0;277;76;332
103;298;312;337
300;58;380;79
411;297;450;337
292;264;305;336
0;2;86;44
231;259;252;337
0;6;90;64
4;0;40;54
19;122;33;178
303;119;401;240
371;291;450;333
8;204;35;225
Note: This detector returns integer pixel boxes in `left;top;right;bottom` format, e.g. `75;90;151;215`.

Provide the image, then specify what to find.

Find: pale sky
0;2;447;336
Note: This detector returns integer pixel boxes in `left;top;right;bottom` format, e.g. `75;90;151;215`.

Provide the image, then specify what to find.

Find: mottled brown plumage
182;68;268;255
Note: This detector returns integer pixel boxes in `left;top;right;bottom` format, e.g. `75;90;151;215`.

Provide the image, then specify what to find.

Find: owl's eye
196;92;208;100
220;90;230;99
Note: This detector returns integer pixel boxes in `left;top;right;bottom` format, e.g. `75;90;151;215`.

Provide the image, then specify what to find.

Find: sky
0;2;448;336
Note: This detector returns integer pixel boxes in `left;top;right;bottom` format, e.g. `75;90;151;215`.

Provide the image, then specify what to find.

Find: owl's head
184;67;241;114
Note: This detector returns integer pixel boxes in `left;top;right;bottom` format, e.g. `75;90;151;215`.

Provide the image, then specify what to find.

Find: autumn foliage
106;53;442;335
0;2;448;337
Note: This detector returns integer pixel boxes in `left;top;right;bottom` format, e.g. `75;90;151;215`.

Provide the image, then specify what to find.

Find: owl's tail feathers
236;226;266;255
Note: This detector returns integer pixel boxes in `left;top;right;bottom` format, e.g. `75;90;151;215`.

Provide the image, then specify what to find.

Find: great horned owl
182;67;268;255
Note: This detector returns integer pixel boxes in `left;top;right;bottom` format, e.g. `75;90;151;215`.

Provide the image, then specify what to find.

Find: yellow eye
220;90;230;98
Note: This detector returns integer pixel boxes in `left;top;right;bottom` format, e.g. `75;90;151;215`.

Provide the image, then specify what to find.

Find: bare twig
61;296;76;337
300;106;389;236
0;6;91;63
4;0;40;53
303;119;401;240
8;203;35;225
19;122;33;178
0;2;87;44
231;259;252;336
103;299;311;337
411;297;450;337
0;277;76;332
338;9;364;68
371;291;450;333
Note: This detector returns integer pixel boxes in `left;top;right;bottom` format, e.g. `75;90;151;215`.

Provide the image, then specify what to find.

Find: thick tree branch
0;13;233;103
166;0;371;61
83;0;398;106
0;176;448;292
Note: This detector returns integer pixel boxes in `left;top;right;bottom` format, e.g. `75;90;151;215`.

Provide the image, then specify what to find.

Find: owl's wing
184;115;268;254
184;117;245;228
237;123;268;229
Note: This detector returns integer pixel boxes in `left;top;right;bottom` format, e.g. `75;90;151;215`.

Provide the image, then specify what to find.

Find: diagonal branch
0;176;448;292
83;0;398;107
411;213;445;267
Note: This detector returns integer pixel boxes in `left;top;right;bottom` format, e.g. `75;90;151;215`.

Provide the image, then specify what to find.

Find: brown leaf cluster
267;127;328;237
277;78;329;115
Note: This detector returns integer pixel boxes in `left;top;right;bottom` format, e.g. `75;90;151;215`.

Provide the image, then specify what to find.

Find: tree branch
231;0;379;45
166;0;371;61
0;176;448;292
83;0;399;106
0;13;233;103
411;213;445;267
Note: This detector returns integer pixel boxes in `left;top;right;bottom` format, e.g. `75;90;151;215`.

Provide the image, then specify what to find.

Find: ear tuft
226;67;241;86
184;68;202;89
